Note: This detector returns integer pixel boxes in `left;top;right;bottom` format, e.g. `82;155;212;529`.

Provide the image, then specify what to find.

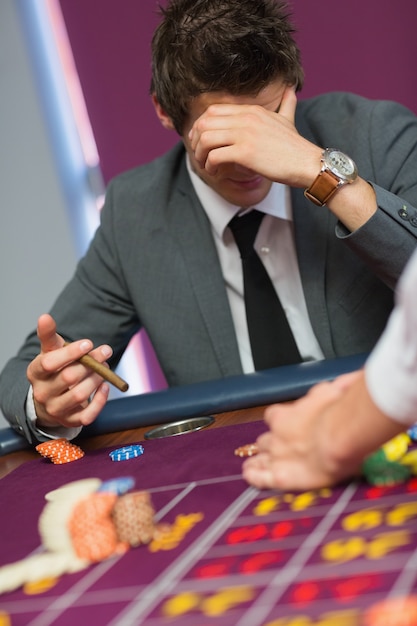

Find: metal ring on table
144;416;215;439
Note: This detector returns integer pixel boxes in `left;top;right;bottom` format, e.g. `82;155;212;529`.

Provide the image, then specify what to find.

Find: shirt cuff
26;386;83;441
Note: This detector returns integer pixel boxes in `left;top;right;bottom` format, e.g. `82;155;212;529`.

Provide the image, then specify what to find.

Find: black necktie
229;210;302;370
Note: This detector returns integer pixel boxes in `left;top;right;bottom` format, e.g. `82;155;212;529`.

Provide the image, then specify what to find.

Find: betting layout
1;421;417;625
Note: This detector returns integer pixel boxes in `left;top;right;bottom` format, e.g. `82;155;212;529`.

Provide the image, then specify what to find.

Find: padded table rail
0;353;367;455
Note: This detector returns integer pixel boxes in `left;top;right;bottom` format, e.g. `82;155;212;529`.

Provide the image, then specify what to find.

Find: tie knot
229;210;264;258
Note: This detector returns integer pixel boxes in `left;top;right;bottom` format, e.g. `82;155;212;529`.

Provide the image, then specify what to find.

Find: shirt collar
186;155;292;242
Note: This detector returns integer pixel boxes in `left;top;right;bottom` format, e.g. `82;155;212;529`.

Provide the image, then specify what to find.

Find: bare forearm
318;372;405;481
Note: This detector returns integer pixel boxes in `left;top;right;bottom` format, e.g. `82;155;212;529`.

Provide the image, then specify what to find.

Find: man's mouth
229;175;264;190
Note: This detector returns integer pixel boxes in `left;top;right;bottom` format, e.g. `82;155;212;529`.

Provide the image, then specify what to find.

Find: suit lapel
167;176;243;376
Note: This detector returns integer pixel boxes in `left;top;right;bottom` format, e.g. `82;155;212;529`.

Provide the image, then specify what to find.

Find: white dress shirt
186;158;324;372
366;248;417;425
26;385;82;441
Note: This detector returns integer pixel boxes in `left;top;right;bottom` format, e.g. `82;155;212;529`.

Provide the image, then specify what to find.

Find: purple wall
59;0;417;185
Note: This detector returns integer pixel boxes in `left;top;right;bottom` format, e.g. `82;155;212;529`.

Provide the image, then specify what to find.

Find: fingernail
80;341;92;352
101;345;112;358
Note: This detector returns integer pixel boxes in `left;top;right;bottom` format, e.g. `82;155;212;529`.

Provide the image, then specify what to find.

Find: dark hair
150;0;304;133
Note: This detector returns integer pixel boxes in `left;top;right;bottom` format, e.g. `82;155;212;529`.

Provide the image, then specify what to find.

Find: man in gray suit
1;0;417;444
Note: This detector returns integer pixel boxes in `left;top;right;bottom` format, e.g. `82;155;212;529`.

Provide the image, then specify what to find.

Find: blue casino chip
98;476;136;494
109;444;144;462
408;424;417;442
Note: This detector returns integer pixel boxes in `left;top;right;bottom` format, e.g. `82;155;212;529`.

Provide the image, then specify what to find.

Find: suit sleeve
0;178;141;442
335;99;417;289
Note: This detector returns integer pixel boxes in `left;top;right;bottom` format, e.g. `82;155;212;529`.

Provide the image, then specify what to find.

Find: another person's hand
242;370;404;491
26;314;111;430
242;379;360;491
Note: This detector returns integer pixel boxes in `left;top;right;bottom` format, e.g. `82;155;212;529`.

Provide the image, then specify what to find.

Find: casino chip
234;443;259;458
362;449;411;487
45;478;102;502
98;477;135;495
68;492;126;562
112;491;156;546
381;432;411;462
408;423;417;442
35;438;84;464
109;445;144;462
363;595;417;626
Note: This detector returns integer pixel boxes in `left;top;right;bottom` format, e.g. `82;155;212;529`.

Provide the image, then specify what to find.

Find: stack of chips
108;445;144;462
112;491;156;547
68;492;128;562
362;433;412;487
234;443;259;458
35;438;85;464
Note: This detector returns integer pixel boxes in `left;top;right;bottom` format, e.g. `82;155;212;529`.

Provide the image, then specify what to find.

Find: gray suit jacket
2;92;417;439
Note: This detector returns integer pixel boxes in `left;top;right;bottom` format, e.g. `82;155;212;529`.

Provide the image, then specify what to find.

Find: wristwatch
304;148;358;207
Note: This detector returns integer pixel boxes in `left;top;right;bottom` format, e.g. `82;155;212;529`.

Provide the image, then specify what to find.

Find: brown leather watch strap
304;170;342;207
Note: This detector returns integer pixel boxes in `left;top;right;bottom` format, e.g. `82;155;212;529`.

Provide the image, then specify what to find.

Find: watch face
325;149;358;180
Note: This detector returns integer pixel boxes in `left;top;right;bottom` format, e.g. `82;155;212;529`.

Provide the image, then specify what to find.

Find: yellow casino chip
381;433;411;462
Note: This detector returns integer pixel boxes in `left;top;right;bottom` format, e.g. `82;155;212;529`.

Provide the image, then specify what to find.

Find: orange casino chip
36;438;67;452
35;439;84;464
363;596;417;626
234;443;259;458
68;492;128;562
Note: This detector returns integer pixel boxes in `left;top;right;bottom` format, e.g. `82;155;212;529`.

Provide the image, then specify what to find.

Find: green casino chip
362;453;411;486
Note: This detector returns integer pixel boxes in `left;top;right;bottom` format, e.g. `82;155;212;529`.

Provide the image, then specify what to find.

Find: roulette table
1;413;417;626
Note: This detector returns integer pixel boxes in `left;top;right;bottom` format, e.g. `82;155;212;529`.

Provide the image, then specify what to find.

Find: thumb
278;85;297;124
37;314;64;353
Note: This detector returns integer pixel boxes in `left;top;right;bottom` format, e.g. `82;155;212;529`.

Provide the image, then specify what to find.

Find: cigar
64;341;129;392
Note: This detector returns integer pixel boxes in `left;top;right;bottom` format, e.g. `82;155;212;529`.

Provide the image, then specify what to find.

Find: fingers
243;454;334;491
39;345;111;394
81;383;110;425
242;454;276;490
28;340;96;391
29;314;113;430
37;380;110;429
263;401;291;430
241;380;352;492
189;107;253;171
188;87;297;158
40;341;109;377
32;343;112;401
242;451;309;491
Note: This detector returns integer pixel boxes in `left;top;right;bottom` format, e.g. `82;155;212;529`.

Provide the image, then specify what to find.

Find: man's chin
222;182;271;207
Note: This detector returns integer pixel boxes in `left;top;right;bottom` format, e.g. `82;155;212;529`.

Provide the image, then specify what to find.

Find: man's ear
152;94;175;130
